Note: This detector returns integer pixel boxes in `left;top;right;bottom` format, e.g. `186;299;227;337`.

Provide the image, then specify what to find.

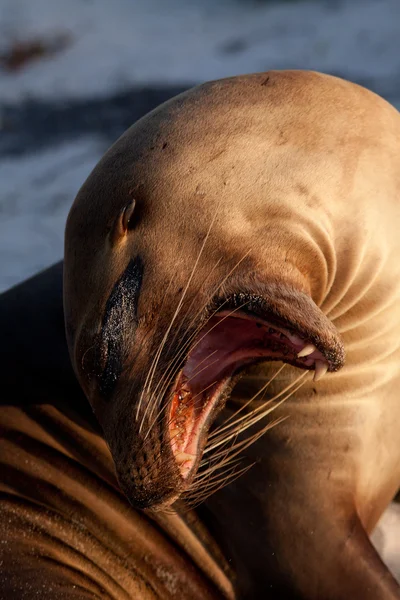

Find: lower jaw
168;375;236;480
167;356;311;487
142;491;183;512
147;359;310;509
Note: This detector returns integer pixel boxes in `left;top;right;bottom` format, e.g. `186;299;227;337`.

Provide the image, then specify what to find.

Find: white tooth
297;344;317;358
175;452;196;464
313;360;328;382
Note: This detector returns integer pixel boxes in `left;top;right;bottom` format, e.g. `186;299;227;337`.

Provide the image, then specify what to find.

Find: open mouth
168;308;334;480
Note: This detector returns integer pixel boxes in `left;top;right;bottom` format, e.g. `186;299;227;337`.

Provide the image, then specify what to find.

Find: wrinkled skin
63;71;400;598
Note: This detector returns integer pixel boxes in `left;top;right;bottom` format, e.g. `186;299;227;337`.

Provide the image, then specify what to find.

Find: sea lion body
0;266;234;599
1;71;400;598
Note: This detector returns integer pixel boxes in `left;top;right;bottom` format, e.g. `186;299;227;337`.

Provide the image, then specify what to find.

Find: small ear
121;198;137;232
109;199;136;244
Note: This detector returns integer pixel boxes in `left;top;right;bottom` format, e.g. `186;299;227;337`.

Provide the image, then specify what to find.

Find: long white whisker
143;300;250;441
135;274;175;419
208;369;306;443
147;250;253;420
204;374;307;454
214;363;286;431
143;380;218;443
138;206;221;433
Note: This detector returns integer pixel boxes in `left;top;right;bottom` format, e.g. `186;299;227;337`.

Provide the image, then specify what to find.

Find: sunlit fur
64;70;400;597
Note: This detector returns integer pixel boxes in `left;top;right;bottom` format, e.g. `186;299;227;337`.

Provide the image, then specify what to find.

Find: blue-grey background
0;0;399;292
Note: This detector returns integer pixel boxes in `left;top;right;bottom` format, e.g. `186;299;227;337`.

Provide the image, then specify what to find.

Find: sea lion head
64;71;346;510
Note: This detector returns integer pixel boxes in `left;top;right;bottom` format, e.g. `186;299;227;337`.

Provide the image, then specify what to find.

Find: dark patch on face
99;256;143;399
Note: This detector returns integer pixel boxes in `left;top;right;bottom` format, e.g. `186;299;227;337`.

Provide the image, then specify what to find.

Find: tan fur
13;70;400;598
0;403;232;599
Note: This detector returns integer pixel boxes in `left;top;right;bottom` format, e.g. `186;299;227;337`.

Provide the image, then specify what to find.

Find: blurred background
0;0;399;576
0;0;399;292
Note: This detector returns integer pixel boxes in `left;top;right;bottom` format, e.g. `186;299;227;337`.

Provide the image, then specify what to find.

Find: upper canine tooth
297;344;317;358
313;360;328;382
175;452;196;464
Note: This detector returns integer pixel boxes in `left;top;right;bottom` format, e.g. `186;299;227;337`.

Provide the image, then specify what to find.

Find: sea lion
1;70;400;599
0;264;234;599
63;69;400;598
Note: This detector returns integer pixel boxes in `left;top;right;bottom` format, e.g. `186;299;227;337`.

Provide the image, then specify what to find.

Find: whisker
208;369;306;444
185;461;243;501
80;343;97;371
183;349;219;380
143;369;307;507
147;250;252;425
142;379;219;444
191;457;243;485
183;357;221;386
203;416;286;467
138;207;221;434
184;463;254;509
147;296;232;414
134;273;176;419
165;257;224;354
165;249;252;361
215;363;286;430
194;454;242;484
150;340;218;411
144;299;250;441
193;429;244;496
204;374;307;455
145;298;253;450
145;315;218;420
